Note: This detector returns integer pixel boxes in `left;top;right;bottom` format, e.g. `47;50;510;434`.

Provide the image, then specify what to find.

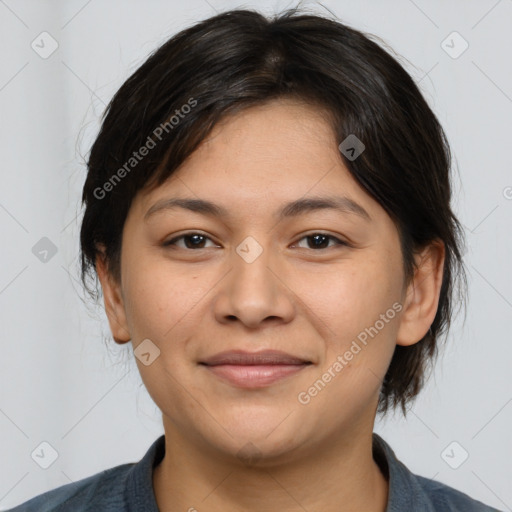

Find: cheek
122;257;205;343
296;262;401;424
294;254;401;346
299;255;402;411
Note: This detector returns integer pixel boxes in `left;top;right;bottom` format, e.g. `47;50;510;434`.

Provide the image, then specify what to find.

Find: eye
163;232;348;251
292;233;348;250
163;232;218;249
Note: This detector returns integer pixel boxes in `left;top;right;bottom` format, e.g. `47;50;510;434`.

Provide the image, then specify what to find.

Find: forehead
196;98;338;166
137;99;374;213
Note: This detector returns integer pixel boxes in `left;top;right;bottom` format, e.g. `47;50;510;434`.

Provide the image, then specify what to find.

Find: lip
200;349;312;366
199;350;312;388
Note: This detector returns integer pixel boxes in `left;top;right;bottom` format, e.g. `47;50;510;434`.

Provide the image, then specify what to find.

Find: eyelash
163;232;349;250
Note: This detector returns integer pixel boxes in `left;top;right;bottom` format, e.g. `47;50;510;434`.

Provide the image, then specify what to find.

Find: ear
396;240;445;347
95;246;131;345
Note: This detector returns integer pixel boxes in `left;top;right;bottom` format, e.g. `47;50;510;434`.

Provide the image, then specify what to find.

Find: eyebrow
144;195;372;222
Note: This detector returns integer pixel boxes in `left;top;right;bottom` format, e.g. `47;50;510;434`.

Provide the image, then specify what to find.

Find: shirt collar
125;434;165;512
373;432;436;511
125;433;435;512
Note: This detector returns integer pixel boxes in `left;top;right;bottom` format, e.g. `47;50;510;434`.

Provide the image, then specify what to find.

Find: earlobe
95;249;131;345
396;240;445;347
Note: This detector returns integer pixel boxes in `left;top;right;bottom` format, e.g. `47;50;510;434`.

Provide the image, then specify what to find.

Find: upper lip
200;350;312;366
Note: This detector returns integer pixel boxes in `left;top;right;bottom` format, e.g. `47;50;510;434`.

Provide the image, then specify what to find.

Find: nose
213;239;295;329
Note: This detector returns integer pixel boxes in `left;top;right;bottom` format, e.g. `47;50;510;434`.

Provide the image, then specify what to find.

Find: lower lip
202;364;310;388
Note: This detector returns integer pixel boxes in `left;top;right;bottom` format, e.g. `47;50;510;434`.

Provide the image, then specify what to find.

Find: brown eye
163;232;348;251
164;233;217;249
293;233;347;250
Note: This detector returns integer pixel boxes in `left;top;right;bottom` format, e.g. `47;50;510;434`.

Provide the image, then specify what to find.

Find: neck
153;419;389;512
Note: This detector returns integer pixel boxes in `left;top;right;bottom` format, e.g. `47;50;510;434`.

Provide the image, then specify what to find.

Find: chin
205;415;309;465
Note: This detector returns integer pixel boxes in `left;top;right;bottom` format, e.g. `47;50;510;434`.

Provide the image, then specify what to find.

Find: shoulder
414;474;501;511
4;463;134;512
372;433;501;512
5;435;165;512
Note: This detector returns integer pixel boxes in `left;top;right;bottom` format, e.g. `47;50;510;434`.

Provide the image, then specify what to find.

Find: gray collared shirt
5;433;501;511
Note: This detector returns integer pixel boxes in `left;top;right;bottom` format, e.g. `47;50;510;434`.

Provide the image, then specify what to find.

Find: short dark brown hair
79;7;468;415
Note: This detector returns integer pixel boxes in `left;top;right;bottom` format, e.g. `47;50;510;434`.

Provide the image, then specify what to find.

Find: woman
8;7;499;512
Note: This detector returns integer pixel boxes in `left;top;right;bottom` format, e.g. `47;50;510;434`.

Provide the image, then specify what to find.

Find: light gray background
0;0;511;510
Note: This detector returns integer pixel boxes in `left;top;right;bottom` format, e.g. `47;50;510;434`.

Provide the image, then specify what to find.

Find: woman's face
101;99;430;463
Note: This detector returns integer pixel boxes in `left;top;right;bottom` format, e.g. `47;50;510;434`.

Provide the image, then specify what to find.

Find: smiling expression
97;98;441;463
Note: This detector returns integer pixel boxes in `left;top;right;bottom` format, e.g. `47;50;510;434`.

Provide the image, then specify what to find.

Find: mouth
199;350;313;388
